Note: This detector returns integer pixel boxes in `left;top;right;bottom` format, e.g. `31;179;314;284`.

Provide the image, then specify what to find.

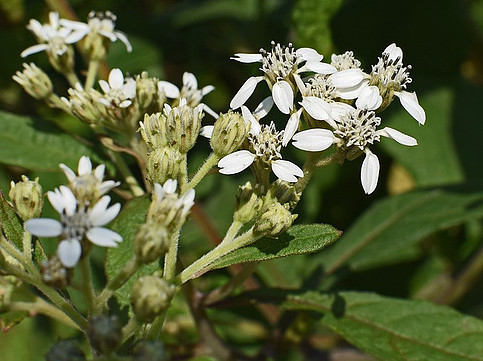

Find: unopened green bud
134;221;170;264
45;340;86;361
47;46;75;75
147;147;184;185
268;180;301;210
210;110;248;157
253;202;296;237
9;175;43;221
87;315;122;354
164;102;204;153
40;255;72;289
139;113;167;150
131;275;175;323
234;182;262;223
65;85;104;126
132;340;169;361
136;72;159;113
13;63;53;100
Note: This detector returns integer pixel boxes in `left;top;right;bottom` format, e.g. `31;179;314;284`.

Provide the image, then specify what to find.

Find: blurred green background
0;0;482;360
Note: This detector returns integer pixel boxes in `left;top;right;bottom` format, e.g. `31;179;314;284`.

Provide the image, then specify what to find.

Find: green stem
163;227;181;282
185;153;220;192
121;317;140;343
65;70;81;88
46;93;71;112
107;150;145;197
222;220;243;245
80;256;96;317
178;228;260;284
84;59;100;90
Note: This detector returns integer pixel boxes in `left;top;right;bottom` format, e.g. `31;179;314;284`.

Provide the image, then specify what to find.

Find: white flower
291;107;417;194
218;121;303;183
331;51;362;71
25;186;122;267
98;68;136;108
230;42;337;114
21;12;85;58
158;72;217;119
60;11;132;52
329;68;370;100
153;179;195;218
59;156;120;202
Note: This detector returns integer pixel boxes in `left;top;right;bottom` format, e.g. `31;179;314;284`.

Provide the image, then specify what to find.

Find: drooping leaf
106;196;158;309
314;186;483;279
0;111;104;172
210;224;340;270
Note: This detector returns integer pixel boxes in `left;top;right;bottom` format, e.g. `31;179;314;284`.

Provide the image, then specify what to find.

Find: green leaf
293;0;344;55
0;111;104;171
105;196;158;309
210;224;340;270
315;186;483;277
281;291;483;361
0;192;23;250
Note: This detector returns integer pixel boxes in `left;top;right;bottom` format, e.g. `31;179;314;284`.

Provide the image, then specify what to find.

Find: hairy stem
186;153;220;192
79;256;96;317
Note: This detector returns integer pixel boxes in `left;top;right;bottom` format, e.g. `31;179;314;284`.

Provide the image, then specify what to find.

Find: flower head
98;68;136;108
25;186;122;267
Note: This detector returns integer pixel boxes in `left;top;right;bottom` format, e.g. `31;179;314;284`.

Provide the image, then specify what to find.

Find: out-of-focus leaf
210;224;340;270
0;111;104;172
0;192;23;250
106;196;158;309
293;0;344;55
381;87;464;186
281;291;483;361
315;186;483;277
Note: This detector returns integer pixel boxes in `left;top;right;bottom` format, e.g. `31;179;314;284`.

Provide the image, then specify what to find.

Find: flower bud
130;275;175;323
12;63;53;100
164;102;204;153
253;202;296;237
132;340;169;361
65;85;104;126
210;110;248;157
87;315;122;354
147;147;184;185
40;255;72;288
234;182;262;223
136;72;159;113
139;113;167;150
45;340;86;361
134;221;170;264
268;180;301;210
9;175;43;221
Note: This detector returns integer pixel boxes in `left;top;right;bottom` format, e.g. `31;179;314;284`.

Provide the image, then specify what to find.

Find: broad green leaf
281;291;483;361
381;87;464;186
106;196;158;309
315;186;483;278
210;224;340;270
293;0;344;55
0;192;23;250
0;111;103;171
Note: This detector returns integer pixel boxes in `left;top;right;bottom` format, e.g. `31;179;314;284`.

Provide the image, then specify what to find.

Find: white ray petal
296;47;323;62
300;96;331;121
395;91;426;125
78;156;92;176
21;44;49;58
241;106;261;135
231;53;263;63
253;96;274;119
59;163;76;182
108;68;124;89
158;81;180;98
356;85;382;110
200;125;214;138
301;62;337;75
98;79;111;94
361;150;380;194
378;127;418;146
384;43;403;63
122;78;137;98
218;150;255;174
272;160;304;183
87;227;122;247
282;109;302;146
25;218;62;237
272;80;294;114
183;72;198;89
330;69;367;88
114;31;132;52
292;129;336;152
91;202;121;226
230;76;263;109
57;239;82;268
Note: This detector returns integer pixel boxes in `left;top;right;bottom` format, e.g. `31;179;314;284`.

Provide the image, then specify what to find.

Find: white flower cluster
227;42;425;193
25;157;122;267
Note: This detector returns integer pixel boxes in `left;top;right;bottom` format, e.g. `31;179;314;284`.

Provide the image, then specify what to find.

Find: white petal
98;79;111;94
395;91;426;125
153;183;165;200
108;68;124;89
122;78;137;99
59;18;89;31
293;73;307;94
90;200;121;226
200;125;214;138
384;43;403;63
86;227;122;247
330;69;367;88
59;163;76;182
296;47;323;62
119;100;132;108
292;129;336;152
271;160;304;183
218;150;255;174
158;81;180;98
330;102;354;122
253;96;274;119
301;62;337;75
361;150;380;194
201;85;215;96
241;106;261;135
203;104;219;119
94;164;106;181
336;80;369;100
282;109;302;146
378;127;417;146
300;96;331;121
356;85;382;110
163;179;178;194
78;156;92;176
230;76;263;109
114;31;132;52
21;44;49;58
98;180;120;195
65;29;87;44
25;218;62;237
183;72;198;89
272;80;294;114
57;239;82;268
231;53;263;63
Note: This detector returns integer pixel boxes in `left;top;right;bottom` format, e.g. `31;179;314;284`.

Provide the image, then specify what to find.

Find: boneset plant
1;8;482;361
